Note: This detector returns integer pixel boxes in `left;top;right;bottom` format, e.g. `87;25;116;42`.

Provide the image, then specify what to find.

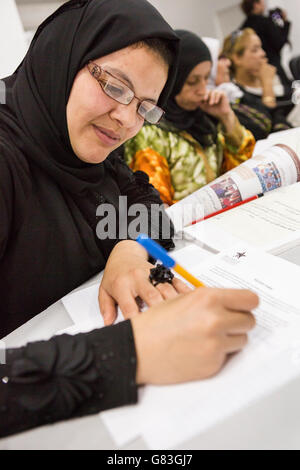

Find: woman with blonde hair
240;0;291;88
222;28;292;140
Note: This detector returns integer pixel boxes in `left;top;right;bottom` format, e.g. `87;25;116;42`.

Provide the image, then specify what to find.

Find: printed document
101;244;300;449
183;182;300;270
167;144;300;230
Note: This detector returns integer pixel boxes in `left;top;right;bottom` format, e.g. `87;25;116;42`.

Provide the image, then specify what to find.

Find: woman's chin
77;151;109;164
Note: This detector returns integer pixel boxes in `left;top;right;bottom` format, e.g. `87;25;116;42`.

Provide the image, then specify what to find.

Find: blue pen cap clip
136;234;175;269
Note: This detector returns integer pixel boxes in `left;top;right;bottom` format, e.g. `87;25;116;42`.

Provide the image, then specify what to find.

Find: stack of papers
61;242;300;449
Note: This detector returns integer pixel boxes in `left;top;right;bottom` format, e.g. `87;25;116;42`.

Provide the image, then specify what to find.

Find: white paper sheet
61;282;124;334
101;244;300;449
184;183;300;255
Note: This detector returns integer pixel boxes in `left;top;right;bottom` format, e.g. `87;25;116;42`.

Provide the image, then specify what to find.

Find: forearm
220;111;244;149
262;80;276;108
0;321;138;438
113;239;148;261
220;109;256;172
222;125;255;173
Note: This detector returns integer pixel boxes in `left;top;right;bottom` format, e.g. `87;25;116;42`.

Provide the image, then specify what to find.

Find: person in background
125;31;255;206
203;36;244;104
0;0;258;439
222;28;292;141
240;0;291;90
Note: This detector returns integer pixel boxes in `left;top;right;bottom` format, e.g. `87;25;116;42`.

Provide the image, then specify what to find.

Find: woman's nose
110;100;139;128
195;82;206;95
260;48;267;59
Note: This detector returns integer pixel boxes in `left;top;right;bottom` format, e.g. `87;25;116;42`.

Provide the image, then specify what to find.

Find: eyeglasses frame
87;61;165;124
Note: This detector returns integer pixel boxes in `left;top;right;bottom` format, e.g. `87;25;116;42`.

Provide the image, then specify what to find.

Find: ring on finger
149;264;174;287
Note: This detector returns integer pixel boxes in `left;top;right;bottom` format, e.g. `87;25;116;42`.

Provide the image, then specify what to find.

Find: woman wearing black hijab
0;0;192;338
0;2;258;439
125;30;255;205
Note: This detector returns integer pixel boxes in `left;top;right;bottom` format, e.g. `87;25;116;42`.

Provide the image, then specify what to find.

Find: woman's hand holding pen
99;240;191;325
132;288;258;385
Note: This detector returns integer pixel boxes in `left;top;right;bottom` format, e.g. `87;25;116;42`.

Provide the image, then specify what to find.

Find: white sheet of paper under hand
100;243;300;450
60;284;124;335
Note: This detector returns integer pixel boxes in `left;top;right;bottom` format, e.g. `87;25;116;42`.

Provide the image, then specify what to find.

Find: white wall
148;0;244;40
4;0;299;76
17;1;64;31
0;0;27;78
12;0;300;57
148;0;300;56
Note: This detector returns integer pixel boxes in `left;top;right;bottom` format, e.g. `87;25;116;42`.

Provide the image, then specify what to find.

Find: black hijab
0;0;179;196
164;30;218;146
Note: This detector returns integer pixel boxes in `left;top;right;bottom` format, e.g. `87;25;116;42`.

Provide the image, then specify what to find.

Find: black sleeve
271;107;292;133
0;152;14;260
109;153;175;251
0;143;31;261
264;17;290;52
0;320;138;439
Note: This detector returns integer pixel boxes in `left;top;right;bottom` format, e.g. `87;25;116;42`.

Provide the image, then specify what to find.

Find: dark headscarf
0;0;179;337
0;0;179;196
164;30;218;146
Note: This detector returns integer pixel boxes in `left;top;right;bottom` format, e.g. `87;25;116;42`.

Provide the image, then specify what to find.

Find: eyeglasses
87;61;165;124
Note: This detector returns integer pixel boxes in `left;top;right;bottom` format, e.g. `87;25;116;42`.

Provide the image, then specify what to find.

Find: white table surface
1;242;300;450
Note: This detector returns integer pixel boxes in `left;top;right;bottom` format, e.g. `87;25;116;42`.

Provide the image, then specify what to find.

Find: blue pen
137;234;205;288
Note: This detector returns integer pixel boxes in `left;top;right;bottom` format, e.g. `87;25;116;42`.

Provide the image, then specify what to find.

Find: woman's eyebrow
187;75;201;80
105;66;158;104
188;71;210;80
106;66;134;88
